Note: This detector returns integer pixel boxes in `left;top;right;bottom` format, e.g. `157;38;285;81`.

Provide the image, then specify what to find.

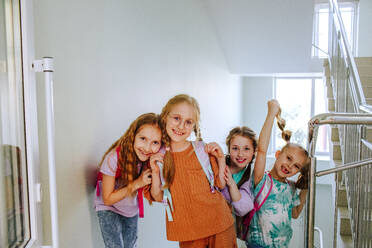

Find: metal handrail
329;0;372;114
305;113;372;248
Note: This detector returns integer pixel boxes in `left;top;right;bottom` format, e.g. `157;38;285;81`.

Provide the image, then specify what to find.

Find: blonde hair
276;113;309;189
160;94;201;188
225;126;257;188
98;113;161;188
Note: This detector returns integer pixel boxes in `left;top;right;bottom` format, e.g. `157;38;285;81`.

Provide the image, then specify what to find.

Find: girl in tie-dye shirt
246;100;310;248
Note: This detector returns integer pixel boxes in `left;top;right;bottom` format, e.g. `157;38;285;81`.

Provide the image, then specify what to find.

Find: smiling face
133;124;162;162
229;135;255;170
165;102;196;144
272;146;307;181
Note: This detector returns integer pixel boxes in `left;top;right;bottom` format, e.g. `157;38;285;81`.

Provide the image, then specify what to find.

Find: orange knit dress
152;144;234;241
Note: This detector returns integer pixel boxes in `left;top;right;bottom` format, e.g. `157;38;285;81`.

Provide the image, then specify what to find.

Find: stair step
366;98;372;105
333;142;342;161
357;65;372;77
328;98;336;112
337;185;348;207
338;234;354;248
325;77;332;88
339;207;352;236
367;127;372;143
323;59;331;77
362;86;372;98
327;83;334;98
355;57;372;67
332;127;340;142
360;76;372;88
334;159;343;182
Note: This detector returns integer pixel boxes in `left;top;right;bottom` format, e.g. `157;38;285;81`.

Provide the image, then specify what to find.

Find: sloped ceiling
203;0;323;75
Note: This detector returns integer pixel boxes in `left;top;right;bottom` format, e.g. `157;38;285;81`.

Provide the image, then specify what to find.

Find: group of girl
94;94;310;248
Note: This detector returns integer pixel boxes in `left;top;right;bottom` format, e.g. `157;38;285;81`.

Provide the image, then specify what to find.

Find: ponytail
276;110;292;143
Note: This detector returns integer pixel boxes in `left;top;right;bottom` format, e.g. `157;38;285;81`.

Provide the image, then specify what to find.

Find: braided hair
160;94;201;188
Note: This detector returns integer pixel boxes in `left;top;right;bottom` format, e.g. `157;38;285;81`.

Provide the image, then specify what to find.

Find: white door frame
20;0;44;247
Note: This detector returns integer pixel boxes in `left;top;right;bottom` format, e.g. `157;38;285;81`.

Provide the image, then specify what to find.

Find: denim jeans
97;210;138;248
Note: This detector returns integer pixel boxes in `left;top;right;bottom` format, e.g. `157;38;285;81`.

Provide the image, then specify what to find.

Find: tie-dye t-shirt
246;173;300;248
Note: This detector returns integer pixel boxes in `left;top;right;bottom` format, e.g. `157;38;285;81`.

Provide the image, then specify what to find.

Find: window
312;1;358;58
273;77;329;156
0;4;31;248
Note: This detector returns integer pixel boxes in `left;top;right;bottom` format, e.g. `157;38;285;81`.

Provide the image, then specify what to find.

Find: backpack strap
191;141;216;193
96;146;145;218
241;172;273;240
156;147;175;221
255;173;273;209
157;142;217;221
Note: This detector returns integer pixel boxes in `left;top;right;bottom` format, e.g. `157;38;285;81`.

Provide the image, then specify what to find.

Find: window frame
272;76;330;158
312;1;359;58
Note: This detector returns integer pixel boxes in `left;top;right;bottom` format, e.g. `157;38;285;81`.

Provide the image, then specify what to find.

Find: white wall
204;0;323;74
33;1;241;247
242;77;273;134
358;0;372;56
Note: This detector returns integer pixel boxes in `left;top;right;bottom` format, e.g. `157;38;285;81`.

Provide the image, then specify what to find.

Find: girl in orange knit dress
148;94;237;248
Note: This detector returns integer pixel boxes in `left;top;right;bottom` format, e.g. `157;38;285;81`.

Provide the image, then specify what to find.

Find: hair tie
282;130;292;143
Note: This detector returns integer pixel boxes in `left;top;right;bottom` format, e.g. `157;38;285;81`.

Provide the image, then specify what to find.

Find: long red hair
98;113;161;187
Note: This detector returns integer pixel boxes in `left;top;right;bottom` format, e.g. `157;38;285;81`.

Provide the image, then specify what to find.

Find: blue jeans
97;210;138;248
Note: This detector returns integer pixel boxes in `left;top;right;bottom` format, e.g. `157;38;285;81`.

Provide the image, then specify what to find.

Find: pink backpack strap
137;188;144;218
96;146;146;218
241;172;273;240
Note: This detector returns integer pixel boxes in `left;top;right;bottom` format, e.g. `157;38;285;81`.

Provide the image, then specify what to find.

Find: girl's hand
224;166;235;187
149;153;164;174
205;142;224;159
268;99;281;117
135;169;152;189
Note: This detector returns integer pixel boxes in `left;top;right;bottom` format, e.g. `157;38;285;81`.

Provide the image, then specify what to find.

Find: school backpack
95;146;145;218
237;173;273;240
156;141;216;221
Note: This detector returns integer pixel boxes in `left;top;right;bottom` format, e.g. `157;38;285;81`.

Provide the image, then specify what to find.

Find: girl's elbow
102;194;115;206
151;191;163;202
234;206;250;217
234;209;245;217
153;195;163;202
233;202;253;217
102;198;112;206
292;211;300;219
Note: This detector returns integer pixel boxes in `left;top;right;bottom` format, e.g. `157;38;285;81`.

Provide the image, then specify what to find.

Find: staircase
324;57;372;248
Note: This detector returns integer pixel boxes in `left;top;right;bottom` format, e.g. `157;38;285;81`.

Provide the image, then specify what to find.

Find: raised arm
253;100;280;186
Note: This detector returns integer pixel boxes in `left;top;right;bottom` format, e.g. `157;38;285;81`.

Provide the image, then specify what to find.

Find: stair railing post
354;125;365;247
306;156;317;248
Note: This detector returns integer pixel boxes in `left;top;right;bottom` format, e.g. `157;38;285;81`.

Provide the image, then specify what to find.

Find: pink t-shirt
94;150;139;217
